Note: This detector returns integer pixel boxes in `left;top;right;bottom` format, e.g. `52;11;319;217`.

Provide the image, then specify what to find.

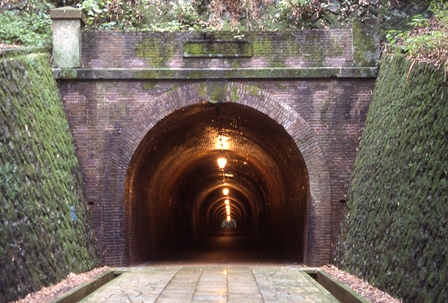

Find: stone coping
50;6;85;21
54;67;378;80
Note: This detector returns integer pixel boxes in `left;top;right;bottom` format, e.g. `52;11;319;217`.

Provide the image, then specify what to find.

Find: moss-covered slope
336;53;448;302
0;50;100;302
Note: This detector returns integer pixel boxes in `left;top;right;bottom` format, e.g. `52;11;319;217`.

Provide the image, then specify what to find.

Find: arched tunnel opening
124;102;309;265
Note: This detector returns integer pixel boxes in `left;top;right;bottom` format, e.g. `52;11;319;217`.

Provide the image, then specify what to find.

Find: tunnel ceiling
126;101;308;242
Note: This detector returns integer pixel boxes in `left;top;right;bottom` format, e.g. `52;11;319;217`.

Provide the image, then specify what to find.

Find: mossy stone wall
336;54;448;302
0;49;100;302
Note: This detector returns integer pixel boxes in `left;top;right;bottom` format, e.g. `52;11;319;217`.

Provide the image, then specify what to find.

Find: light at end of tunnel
223;188;229;195
224;199;229;205
217;157;227;169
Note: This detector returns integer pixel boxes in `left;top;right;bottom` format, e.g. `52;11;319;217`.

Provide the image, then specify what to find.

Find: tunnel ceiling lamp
217;157;227;169
224;199;229;205
223;188;229;195
227;215;231;222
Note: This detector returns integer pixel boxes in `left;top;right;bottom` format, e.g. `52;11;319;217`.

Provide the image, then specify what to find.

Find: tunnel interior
124;102;309;265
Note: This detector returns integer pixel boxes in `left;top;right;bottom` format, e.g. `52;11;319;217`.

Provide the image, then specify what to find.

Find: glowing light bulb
224;199;229;205
227;215;231;222
217;157;227;169
223;188;229;195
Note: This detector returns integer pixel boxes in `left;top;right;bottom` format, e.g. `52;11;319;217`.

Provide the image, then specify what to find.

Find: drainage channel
50;271;122;303
304;270;369;303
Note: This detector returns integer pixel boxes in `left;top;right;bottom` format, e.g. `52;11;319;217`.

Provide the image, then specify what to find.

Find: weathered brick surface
254;79;374;257
81;31;354;69
59;79;374;266
57;31;375;267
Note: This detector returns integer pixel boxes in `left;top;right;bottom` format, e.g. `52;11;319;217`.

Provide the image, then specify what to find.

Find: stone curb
316;270;369;303
50;270;121;303
301;269;341;302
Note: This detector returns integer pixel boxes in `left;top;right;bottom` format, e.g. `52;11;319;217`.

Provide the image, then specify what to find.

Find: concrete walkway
80;265;339;303
80;232;340;302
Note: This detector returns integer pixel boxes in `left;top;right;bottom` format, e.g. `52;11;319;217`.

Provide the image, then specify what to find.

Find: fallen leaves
12;267;110;303
321;264;402;303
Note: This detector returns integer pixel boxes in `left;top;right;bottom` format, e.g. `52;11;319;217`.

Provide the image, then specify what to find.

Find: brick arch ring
104;82;331;266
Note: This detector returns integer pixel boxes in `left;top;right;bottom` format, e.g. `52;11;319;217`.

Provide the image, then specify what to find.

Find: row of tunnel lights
217;156;232;222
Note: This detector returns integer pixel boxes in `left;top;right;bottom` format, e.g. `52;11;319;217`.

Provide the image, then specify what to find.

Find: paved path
80;265;339;303
80;232;340;302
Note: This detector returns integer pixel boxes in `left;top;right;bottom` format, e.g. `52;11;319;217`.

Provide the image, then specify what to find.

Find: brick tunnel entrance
124;102;309;265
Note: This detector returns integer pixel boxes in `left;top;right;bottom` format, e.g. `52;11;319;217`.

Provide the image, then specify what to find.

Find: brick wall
81;31;353;69
57;30;375;266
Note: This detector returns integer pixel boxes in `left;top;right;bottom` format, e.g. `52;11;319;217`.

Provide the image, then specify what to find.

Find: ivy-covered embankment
336;53;448;302
0;49;100;303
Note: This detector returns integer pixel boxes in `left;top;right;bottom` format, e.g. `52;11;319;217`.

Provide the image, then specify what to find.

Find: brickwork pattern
81;31;353;69
58;30;374;267
59;78;373;266
121;98;312;265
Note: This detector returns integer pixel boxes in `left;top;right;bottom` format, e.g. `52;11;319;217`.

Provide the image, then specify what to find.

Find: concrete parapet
50;7;84;68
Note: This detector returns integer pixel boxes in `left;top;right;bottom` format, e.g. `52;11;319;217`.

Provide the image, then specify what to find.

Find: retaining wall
0;49;100;303
336;53;448;302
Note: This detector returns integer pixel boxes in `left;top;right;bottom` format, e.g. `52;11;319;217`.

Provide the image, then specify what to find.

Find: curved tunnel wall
105;82;332;266
124;102;309;264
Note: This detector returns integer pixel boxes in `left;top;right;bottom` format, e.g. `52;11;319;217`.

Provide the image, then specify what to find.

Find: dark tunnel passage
124;102;309;265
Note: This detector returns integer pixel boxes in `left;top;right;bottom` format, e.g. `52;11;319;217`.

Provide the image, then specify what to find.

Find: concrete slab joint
50;6;85;68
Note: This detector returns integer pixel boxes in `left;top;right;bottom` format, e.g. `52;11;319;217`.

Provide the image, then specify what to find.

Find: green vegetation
386;0;448;68
1;0;445;53
1;1;447;303
76;0;318;31
0;0;329;42
0;50;100;303
0;0;53;47
336;53;448;302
